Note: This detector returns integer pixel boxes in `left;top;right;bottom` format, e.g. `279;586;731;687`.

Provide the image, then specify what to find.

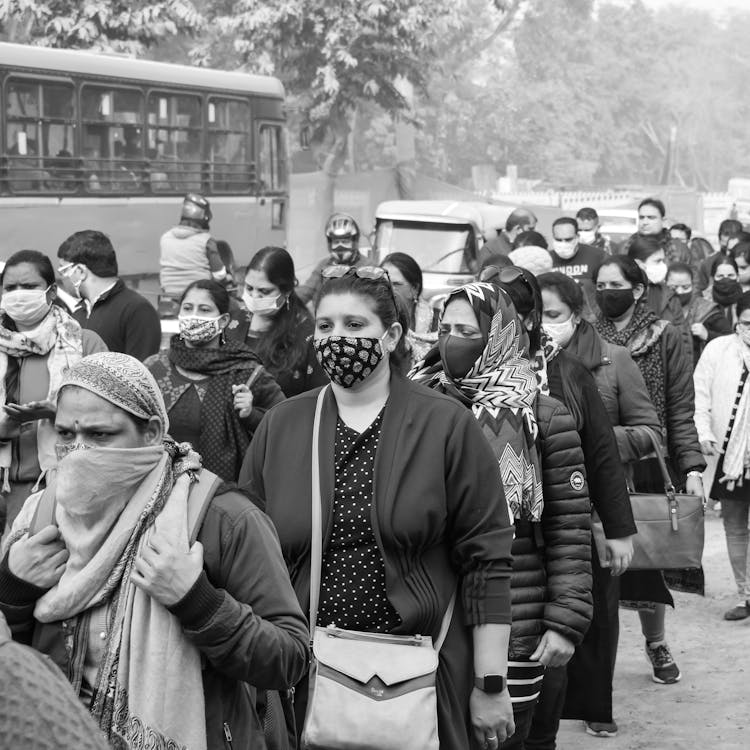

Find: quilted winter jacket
508;393;593;659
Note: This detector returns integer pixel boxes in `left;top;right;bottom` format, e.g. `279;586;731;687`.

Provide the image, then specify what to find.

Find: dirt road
557;508;748;749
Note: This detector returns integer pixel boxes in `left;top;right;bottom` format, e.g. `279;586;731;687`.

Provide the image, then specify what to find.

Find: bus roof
0;41;285;98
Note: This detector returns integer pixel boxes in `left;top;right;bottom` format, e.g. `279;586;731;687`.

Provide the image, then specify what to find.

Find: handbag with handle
591;428;704;570
301;387;454;750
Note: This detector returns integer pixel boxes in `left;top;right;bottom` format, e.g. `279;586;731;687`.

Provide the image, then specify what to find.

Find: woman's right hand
8;525;68;589
700;440;717;456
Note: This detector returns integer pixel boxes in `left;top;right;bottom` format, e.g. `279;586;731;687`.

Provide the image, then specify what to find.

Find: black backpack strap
27;477;57;535
187;469;223;545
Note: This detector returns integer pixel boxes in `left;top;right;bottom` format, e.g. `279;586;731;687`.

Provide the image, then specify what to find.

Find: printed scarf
0;305;83;490
150;337;263;481
595;299;668;429
410;282;543;520
720;334;750;489
5;441;207;750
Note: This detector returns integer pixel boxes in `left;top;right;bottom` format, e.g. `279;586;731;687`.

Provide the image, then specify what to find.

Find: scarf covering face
0;305;83;489
595;299;668;430
410;282;543;521
149;336;263;481
5;353;207;750
720;332;750;489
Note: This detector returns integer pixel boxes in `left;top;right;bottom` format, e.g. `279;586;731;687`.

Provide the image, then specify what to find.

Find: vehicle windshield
375;220;472;273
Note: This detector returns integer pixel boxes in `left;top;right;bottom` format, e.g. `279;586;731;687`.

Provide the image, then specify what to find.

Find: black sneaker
585;720;618;737
645;641;681;684
723;602;750;621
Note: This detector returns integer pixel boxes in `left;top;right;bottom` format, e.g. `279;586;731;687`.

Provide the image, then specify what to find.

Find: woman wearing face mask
380;251;436;365
626;235;691;354
239;267;517;750
227;246;327;397
0;250;106;533
411;282;593;749
694;291;750;621
704;255;742;326
593;255;705;685
0;352;308;750
145;280;284;482
530;272;660;740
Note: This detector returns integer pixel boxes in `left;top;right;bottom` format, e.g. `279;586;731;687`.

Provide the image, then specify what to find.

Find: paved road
558;508;748;749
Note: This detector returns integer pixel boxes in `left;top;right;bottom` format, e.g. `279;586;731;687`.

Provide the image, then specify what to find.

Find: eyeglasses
329;238;355;250
321;264;399;310
57;262;76;277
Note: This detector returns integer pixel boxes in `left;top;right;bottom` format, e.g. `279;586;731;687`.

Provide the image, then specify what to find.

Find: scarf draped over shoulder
410;282;544;521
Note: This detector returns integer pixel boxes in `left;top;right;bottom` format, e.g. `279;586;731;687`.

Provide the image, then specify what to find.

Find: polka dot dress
318;409;402;633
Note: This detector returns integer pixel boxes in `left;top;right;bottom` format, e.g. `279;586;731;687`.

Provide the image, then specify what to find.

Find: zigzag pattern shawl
410;282;544;520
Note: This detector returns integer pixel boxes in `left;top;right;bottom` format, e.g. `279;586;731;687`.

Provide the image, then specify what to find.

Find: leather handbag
592;428;704;570
301;387;454;750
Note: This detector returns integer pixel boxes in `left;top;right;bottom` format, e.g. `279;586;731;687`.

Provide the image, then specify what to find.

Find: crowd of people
0;193;745;749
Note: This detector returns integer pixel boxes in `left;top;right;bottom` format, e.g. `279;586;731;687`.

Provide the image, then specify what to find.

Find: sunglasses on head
321;265;399;310
478;265;525;285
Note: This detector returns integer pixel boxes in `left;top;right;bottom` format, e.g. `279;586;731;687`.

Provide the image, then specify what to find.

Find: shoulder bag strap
642;426;676;494
309;386;329;633
187;469;223;546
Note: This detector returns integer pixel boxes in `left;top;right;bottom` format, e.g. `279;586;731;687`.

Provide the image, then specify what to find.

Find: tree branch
472;0;525;57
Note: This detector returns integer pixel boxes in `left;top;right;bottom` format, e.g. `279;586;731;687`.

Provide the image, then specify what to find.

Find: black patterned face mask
313;335;386;388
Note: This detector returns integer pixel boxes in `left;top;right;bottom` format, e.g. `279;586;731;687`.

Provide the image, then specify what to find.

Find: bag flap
312;628;438;686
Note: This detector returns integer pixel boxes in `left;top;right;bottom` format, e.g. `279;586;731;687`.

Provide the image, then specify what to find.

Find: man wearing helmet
159;194;229;298
297;213;367;304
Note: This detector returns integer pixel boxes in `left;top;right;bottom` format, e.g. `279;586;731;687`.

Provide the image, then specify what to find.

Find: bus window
81;86;144;193
208;98;250;193
5;78;76;193
258;124;284;193
147;92;202;192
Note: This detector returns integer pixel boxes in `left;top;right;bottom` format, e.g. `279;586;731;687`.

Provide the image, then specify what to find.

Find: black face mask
595;288;635;319
676;291;693;307
712;279;742;307
438;334;485;379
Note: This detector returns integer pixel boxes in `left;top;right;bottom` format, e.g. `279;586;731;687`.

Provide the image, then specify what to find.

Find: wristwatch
686;470;702;478
474;674;506;693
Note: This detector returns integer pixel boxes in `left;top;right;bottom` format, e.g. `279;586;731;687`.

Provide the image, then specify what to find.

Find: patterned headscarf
60;352;170;431
410;282;544;520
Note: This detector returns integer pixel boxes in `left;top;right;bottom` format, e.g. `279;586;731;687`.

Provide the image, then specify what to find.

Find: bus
0;42;287;292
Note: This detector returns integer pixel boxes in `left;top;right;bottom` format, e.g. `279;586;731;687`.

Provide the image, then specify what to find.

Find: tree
1;0;203;54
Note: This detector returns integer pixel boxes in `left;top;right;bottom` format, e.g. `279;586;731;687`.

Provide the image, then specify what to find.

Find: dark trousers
500;701;538;750
522;667;567;750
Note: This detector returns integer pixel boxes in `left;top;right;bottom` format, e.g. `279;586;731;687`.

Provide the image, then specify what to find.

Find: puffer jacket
509;393;593;659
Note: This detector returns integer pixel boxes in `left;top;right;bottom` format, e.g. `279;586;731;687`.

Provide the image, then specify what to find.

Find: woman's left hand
470;687;514;749
685;474;704;497
232;384;253;419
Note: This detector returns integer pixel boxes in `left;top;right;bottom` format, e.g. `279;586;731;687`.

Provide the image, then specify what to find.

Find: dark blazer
239;374;515;750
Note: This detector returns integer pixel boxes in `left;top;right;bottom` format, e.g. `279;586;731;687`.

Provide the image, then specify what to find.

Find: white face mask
644;260;667;285
578;230;596;244
553;240;578;260
243;291;285;316
543;317;577;348
1;287;52;326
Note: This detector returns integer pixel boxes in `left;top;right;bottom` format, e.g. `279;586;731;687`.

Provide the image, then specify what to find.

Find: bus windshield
376;220;472;273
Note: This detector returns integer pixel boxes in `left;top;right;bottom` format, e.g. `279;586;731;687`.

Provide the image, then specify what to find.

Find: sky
641;0;746;13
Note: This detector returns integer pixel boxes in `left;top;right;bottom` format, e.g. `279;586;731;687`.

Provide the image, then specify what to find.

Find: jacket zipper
223;722;233;750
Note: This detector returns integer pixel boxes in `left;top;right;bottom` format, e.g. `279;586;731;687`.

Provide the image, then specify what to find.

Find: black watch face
484;675;505;692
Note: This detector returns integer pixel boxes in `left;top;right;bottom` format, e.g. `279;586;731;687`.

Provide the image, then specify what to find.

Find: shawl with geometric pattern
410;282;543;520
